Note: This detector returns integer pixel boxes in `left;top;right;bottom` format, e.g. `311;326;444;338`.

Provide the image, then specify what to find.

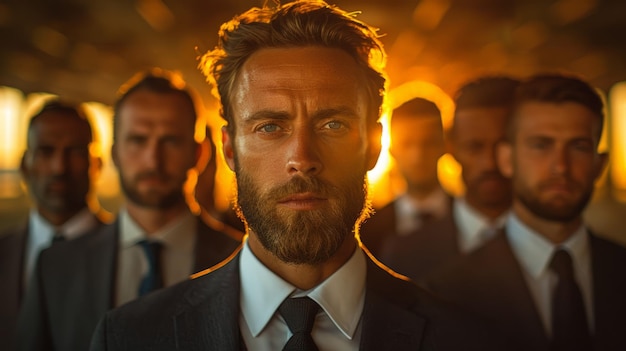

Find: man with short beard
17;70;240;351
90;2;511;351
427;74;626;350
378;77;518;282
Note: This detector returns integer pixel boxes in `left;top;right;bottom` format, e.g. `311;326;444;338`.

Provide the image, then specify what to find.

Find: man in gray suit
427;74;626;350
18;70;240;351
0;101;108;349
89;2;511;350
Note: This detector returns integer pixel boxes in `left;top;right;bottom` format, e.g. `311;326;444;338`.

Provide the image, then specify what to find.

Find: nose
49;150;69;175
285;127;322;176
143;140;163;171
551;147;570;175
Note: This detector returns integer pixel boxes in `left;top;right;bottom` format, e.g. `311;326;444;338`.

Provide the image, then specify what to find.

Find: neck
247;233;358;291
513;202;582;244
406;181;440;201
38;207;82;227
126;201;188;235
465;197;509;221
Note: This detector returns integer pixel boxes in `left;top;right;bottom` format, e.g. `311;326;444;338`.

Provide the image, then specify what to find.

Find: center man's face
222;47;381;264
113;91;198;209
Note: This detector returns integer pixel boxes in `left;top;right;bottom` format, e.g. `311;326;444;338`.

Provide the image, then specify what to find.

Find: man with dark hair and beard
17;69;240;351
89;1;511;351
377;76;519;282
427;73;626;350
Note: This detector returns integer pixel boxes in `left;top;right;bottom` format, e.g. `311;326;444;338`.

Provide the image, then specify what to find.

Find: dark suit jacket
360;197;460;282
18;216;240;351
0;224;27;350
426;233;626;351
89;247;512;351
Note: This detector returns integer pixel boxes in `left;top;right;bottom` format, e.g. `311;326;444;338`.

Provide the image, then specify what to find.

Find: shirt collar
454;198;508;246
119;207;196;251
506;213;589;278
30;208;98;241
239;238;366;340
397;187;449;219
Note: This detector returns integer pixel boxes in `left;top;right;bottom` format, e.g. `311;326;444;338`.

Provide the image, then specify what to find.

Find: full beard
235;169;370;265
515;178;592;222
119;171;186;209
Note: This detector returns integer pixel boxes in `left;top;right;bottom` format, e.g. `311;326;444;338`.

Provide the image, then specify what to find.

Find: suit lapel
589;233;626;349
174;252;243;351
360;257;426;350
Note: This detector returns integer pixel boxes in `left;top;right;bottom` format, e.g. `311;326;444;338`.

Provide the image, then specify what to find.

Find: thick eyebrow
243;106;360;122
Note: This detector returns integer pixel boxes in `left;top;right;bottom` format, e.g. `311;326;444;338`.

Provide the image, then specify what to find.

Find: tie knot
415;211;434;223
52;231;66;243
550;249;574;279
279;297;320;335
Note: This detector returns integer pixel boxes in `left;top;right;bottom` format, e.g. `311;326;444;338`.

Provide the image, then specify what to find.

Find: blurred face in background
113;90;199;210
21;110;96;224
449;107;512;211
389;113;444;195
498;101;606;223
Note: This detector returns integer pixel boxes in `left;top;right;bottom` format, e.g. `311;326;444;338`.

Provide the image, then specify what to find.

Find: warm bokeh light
609;82;626;202
83;102;119;199
0;86;24;170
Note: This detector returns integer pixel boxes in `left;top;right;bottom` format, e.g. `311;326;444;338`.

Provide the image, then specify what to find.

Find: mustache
134;171;170;182
44;175;71;186
476;170;507;183
266;176;333;201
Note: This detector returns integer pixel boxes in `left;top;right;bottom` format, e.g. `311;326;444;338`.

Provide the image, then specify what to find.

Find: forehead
117;90;195;132
514;101;600;138
453;107;508;139
29;110;91;144
231;47;368;116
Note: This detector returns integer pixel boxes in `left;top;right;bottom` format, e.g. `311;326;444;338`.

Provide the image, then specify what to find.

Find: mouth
277;192;328;210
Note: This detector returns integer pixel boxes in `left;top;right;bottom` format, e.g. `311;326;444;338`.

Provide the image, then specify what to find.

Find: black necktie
279;297;320;351
137;240;163;296
549;249;591;351
52;231;66;243
416;211;434;224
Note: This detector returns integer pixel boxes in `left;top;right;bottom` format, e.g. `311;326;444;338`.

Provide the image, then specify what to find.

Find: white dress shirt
25;208;99;288
239;238;366;351
453;198;508;254
506;214;594;336
394;187;450;236
115;208;197;306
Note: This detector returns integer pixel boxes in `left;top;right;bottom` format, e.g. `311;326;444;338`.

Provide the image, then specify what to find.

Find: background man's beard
515;181;592;222
235;170;369;265
119;174;185;209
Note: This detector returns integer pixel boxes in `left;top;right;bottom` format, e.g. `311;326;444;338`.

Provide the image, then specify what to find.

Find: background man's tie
549;249;591;351
279;297;320;351
137;240;163;296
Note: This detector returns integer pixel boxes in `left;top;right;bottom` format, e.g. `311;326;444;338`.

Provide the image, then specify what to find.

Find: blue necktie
137;240;163;296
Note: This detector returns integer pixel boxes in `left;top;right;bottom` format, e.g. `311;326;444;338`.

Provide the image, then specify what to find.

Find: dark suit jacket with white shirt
89;245;513;351
360;197;461;282
17;216;241;351
425;232;626;351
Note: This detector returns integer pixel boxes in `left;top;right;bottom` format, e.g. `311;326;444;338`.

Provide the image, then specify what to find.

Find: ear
20;151;29;178
366;122;383;171
221;126;236;172
111;143;120;169
594;152;609;180
496;141;513;178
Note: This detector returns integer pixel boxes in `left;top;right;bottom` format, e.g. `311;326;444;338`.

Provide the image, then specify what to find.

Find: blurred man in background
378;76;518;281
0;100;107;348
18;70;240;351
427;73;626;350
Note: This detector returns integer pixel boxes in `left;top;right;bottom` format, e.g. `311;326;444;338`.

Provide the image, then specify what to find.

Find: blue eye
325;121;343;129
259;124;280;133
